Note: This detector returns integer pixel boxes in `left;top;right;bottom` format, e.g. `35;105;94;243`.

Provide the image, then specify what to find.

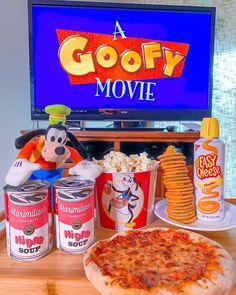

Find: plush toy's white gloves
5;159;41;187
69;160;103;181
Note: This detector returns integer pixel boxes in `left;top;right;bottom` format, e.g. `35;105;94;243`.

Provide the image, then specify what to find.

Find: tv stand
113;121;145;129
79;127;166;132
67;122;178;132
21;129;200;200
66;121;177;132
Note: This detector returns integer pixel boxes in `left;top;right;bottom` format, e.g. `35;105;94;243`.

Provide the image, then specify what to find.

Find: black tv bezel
28;0;215;122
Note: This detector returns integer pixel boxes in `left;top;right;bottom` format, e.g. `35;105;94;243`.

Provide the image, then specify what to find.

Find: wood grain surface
0;199;235;295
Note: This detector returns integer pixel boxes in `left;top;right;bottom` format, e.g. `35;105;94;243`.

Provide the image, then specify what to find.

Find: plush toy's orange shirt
17;139;83;170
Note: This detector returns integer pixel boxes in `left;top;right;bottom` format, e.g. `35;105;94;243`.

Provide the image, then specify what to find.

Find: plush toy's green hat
45;104;71;126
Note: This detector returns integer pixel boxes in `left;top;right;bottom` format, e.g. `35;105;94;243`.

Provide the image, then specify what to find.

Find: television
28;0;215;122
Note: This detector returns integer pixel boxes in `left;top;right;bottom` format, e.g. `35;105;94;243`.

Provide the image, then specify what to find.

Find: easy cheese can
194;118;225;221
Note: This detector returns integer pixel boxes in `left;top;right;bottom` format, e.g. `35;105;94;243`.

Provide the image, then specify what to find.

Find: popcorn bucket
95;168;158;232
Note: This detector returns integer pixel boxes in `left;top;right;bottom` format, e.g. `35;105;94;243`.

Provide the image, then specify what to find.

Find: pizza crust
84;261;160;295
84;227;236;295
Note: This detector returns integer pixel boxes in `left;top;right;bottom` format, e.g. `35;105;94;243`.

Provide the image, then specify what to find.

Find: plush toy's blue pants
29;168;63;207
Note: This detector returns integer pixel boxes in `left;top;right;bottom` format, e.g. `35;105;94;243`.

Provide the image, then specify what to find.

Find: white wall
0;0;32;211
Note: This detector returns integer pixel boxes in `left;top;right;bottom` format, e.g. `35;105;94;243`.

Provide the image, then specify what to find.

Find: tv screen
28;0;215;121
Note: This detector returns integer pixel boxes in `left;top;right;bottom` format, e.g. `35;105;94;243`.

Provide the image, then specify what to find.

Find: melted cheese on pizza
88;229;222;290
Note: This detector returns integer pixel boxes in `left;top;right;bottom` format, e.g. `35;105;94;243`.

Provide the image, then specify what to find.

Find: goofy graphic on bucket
102;174;144;230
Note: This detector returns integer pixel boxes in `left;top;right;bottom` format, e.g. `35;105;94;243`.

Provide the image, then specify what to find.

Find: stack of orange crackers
158;145;196;224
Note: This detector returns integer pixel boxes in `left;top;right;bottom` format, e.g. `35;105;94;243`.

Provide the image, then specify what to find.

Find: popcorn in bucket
93;152;158;232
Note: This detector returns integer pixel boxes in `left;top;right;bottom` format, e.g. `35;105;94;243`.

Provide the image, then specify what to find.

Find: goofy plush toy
5;104;102;187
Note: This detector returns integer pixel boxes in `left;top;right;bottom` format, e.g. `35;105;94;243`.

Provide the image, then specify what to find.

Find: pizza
83;227;236;295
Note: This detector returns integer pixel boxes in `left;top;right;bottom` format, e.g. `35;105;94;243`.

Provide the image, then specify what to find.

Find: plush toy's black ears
67;131;89;160
15;129;46;149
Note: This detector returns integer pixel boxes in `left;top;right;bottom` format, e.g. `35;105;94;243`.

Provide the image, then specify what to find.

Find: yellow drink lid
200;117;219;138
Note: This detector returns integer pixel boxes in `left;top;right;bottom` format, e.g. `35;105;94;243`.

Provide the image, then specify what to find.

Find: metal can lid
9;191;48;206
57;187;93;202
53;176;94;189
4;180;50;193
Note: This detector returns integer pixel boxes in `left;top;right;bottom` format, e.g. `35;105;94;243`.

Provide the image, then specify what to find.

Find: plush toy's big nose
55;146;65;155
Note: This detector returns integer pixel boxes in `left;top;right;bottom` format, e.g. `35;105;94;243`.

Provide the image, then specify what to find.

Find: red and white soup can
4;180;52;262
53;176;95;254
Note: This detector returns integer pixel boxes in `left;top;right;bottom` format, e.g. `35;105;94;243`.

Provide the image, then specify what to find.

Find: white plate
154;199;236;231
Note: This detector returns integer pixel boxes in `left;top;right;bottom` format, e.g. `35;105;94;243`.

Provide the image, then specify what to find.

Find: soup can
53;176;95;254
4;180;52;262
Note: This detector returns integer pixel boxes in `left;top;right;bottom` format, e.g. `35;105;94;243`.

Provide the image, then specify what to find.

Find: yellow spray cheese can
194;118;225;221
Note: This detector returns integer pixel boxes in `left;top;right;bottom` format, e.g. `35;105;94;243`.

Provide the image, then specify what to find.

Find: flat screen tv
28;0;215;122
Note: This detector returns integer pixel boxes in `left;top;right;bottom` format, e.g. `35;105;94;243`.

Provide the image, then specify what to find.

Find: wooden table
0;199;236;295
